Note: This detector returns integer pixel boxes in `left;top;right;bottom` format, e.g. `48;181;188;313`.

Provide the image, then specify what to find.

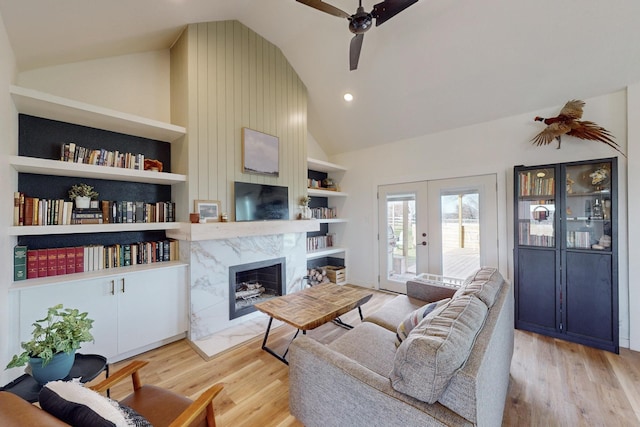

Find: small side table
0;353;108;403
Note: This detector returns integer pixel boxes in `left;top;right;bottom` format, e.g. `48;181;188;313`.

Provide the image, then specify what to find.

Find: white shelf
9;260;188;291
10;155;186;184
166;220;320;241
306;247;346;260
308;188;348;197
9;222;182;237
316;218;348;224
307;158;347;173
11;85;186;143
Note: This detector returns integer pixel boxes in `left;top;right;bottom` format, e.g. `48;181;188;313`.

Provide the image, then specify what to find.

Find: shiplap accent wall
170;21;308;221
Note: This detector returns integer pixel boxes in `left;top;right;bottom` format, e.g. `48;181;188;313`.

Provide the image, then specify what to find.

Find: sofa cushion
395;298;451;346
454;267;504;308
363;295;424;332
390;294;488;404
328;322;398;377
39;379;151;427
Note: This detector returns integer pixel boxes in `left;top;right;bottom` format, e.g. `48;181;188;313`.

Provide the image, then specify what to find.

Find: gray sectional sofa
288;267;514;427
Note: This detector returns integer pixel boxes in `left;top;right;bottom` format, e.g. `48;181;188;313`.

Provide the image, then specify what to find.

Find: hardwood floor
99;290;640;426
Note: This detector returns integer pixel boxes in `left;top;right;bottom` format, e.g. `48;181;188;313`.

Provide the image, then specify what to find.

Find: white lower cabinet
18;265;188;360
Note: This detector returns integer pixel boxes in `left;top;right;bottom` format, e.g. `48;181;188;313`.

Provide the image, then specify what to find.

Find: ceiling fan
296;0;419;70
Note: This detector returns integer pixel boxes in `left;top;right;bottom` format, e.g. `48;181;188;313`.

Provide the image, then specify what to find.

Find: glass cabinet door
564;161;613;251
516;167;556;247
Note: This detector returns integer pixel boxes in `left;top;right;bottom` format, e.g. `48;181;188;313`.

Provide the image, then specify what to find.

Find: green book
14;245;27;281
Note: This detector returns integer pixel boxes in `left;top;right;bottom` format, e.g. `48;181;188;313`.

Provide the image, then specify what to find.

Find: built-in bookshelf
306;158;348;277
9;85;187;286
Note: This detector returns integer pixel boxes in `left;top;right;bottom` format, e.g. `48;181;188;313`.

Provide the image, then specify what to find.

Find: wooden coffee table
254;283;373;364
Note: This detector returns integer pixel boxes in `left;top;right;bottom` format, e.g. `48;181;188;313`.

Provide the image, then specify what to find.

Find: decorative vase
29;350;76;384
75;196;91;209
299;205;312;220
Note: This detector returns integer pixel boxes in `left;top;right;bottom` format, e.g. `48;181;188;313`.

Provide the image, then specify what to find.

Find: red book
75;246;84;273
47;248;58;276
66;247;76;274
37;249;48;277
56;248;67;276
24;197;34;226
27;250;38;279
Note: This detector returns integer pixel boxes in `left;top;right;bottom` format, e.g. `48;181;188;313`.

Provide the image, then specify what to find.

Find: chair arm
168;383;224;427
89;360;149;393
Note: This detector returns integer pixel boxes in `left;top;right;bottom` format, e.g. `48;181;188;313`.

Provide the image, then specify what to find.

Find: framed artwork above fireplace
242;127;279;176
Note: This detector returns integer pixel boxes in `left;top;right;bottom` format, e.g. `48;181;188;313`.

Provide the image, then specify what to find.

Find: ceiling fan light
344;93;354;102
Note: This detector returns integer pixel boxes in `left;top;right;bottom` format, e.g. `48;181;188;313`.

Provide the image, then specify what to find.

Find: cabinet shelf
306;247;346;260
9;222;182;237
308;188;348;197
307;158;347;173
317;218;348;224
10;85;186;143
10;260;188;290
10;156;187;184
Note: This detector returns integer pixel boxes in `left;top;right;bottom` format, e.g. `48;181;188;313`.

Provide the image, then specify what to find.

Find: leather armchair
0;360;224;427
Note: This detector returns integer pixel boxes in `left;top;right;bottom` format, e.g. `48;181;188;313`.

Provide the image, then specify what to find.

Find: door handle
120;278;125;293
421;241;427;246
110;280;115;295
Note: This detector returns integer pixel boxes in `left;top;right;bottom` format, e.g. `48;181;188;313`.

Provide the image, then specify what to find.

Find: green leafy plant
6;304;94;369
299;195;311;207
68;183;99;200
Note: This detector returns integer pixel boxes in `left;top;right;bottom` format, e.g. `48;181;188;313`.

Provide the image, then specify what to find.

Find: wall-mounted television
234;181;289;221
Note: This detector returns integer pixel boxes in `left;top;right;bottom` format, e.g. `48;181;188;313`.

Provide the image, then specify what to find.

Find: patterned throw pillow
39;378;152;427
395;298;450;346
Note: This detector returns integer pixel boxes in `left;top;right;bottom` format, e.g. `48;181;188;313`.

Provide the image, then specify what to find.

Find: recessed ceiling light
343;93;354;102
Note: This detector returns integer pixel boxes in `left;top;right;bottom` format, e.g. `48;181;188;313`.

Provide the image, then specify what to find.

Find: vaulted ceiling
2;0;640;154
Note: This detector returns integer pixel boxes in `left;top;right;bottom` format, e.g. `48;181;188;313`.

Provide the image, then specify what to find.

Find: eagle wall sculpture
531;100;625;157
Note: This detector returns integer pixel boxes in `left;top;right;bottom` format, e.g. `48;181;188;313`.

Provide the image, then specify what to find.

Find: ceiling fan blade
372;0;419;26
296;0;351;19
350;33;364;71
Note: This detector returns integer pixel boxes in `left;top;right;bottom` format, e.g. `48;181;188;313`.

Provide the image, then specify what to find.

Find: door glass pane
441;192;480;278
565;162;613;250
517;168;556;247
386;194;416;282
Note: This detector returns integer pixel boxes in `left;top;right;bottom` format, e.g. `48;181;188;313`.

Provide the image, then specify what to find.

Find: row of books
519;172;555;197
517;222;555;247
309;207;337;220
60;142;145;170
13;192;176;226
306;234;335;252
13;240;179;281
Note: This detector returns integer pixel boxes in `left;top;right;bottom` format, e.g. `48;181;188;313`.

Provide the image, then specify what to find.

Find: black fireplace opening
229;257;286;320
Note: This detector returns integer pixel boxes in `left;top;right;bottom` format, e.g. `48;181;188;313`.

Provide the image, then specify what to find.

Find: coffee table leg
261;317;302;365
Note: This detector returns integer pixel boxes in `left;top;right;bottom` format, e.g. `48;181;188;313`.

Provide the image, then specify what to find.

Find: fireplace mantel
166;220;319;241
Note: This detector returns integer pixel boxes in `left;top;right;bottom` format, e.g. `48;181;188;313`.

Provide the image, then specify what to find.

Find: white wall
17;50;171;122
331;90;632;348
0;9;18;384
307;132;329;161
627;82;640;351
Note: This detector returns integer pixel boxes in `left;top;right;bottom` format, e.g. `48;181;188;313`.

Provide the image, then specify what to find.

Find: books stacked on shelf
12;193;176;226
72;208;103;224
517;200;554;219
519;171;555;197
567;231;592;249
13;192;75;226
60;142;145;170
518;222;555;247
101;200;175;223
14;239;179;281
307;234;334;252
310;206;337;220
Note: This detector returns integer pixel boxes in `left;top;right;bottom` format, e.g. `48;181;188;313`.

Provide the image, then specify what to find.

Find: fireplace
228;257;286;320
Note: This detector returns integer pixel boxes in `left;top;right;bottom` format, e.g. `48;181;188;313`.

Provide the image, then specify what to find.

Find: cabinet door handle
121;278;125;293
110;280;115;295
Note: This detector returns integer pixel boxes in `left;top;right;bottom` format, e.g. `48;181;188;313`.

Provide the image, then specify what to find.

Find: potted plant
68;183;99;209
6;304;94;384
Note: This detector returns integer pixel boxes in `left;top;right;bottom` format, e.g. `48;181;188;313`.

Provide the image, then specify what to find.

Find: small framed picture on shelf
194;200;221;223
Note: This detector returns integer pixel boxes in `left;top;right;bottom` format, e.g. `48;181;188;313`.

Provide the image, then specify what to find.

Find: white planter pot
75;196;91;209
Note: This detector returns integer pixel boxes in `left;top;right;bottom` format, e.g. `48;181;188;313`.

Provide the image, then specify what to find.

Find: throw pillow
39;379;151;427
395;298;450;346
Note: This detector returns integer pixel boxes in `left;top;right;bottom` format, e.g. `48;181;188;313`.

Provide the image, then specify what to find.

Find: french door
378;175;498;293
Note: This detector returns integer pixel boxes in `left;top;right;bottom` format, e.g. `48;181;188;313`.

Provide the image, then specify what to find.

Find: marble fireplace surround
167;220;319;358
